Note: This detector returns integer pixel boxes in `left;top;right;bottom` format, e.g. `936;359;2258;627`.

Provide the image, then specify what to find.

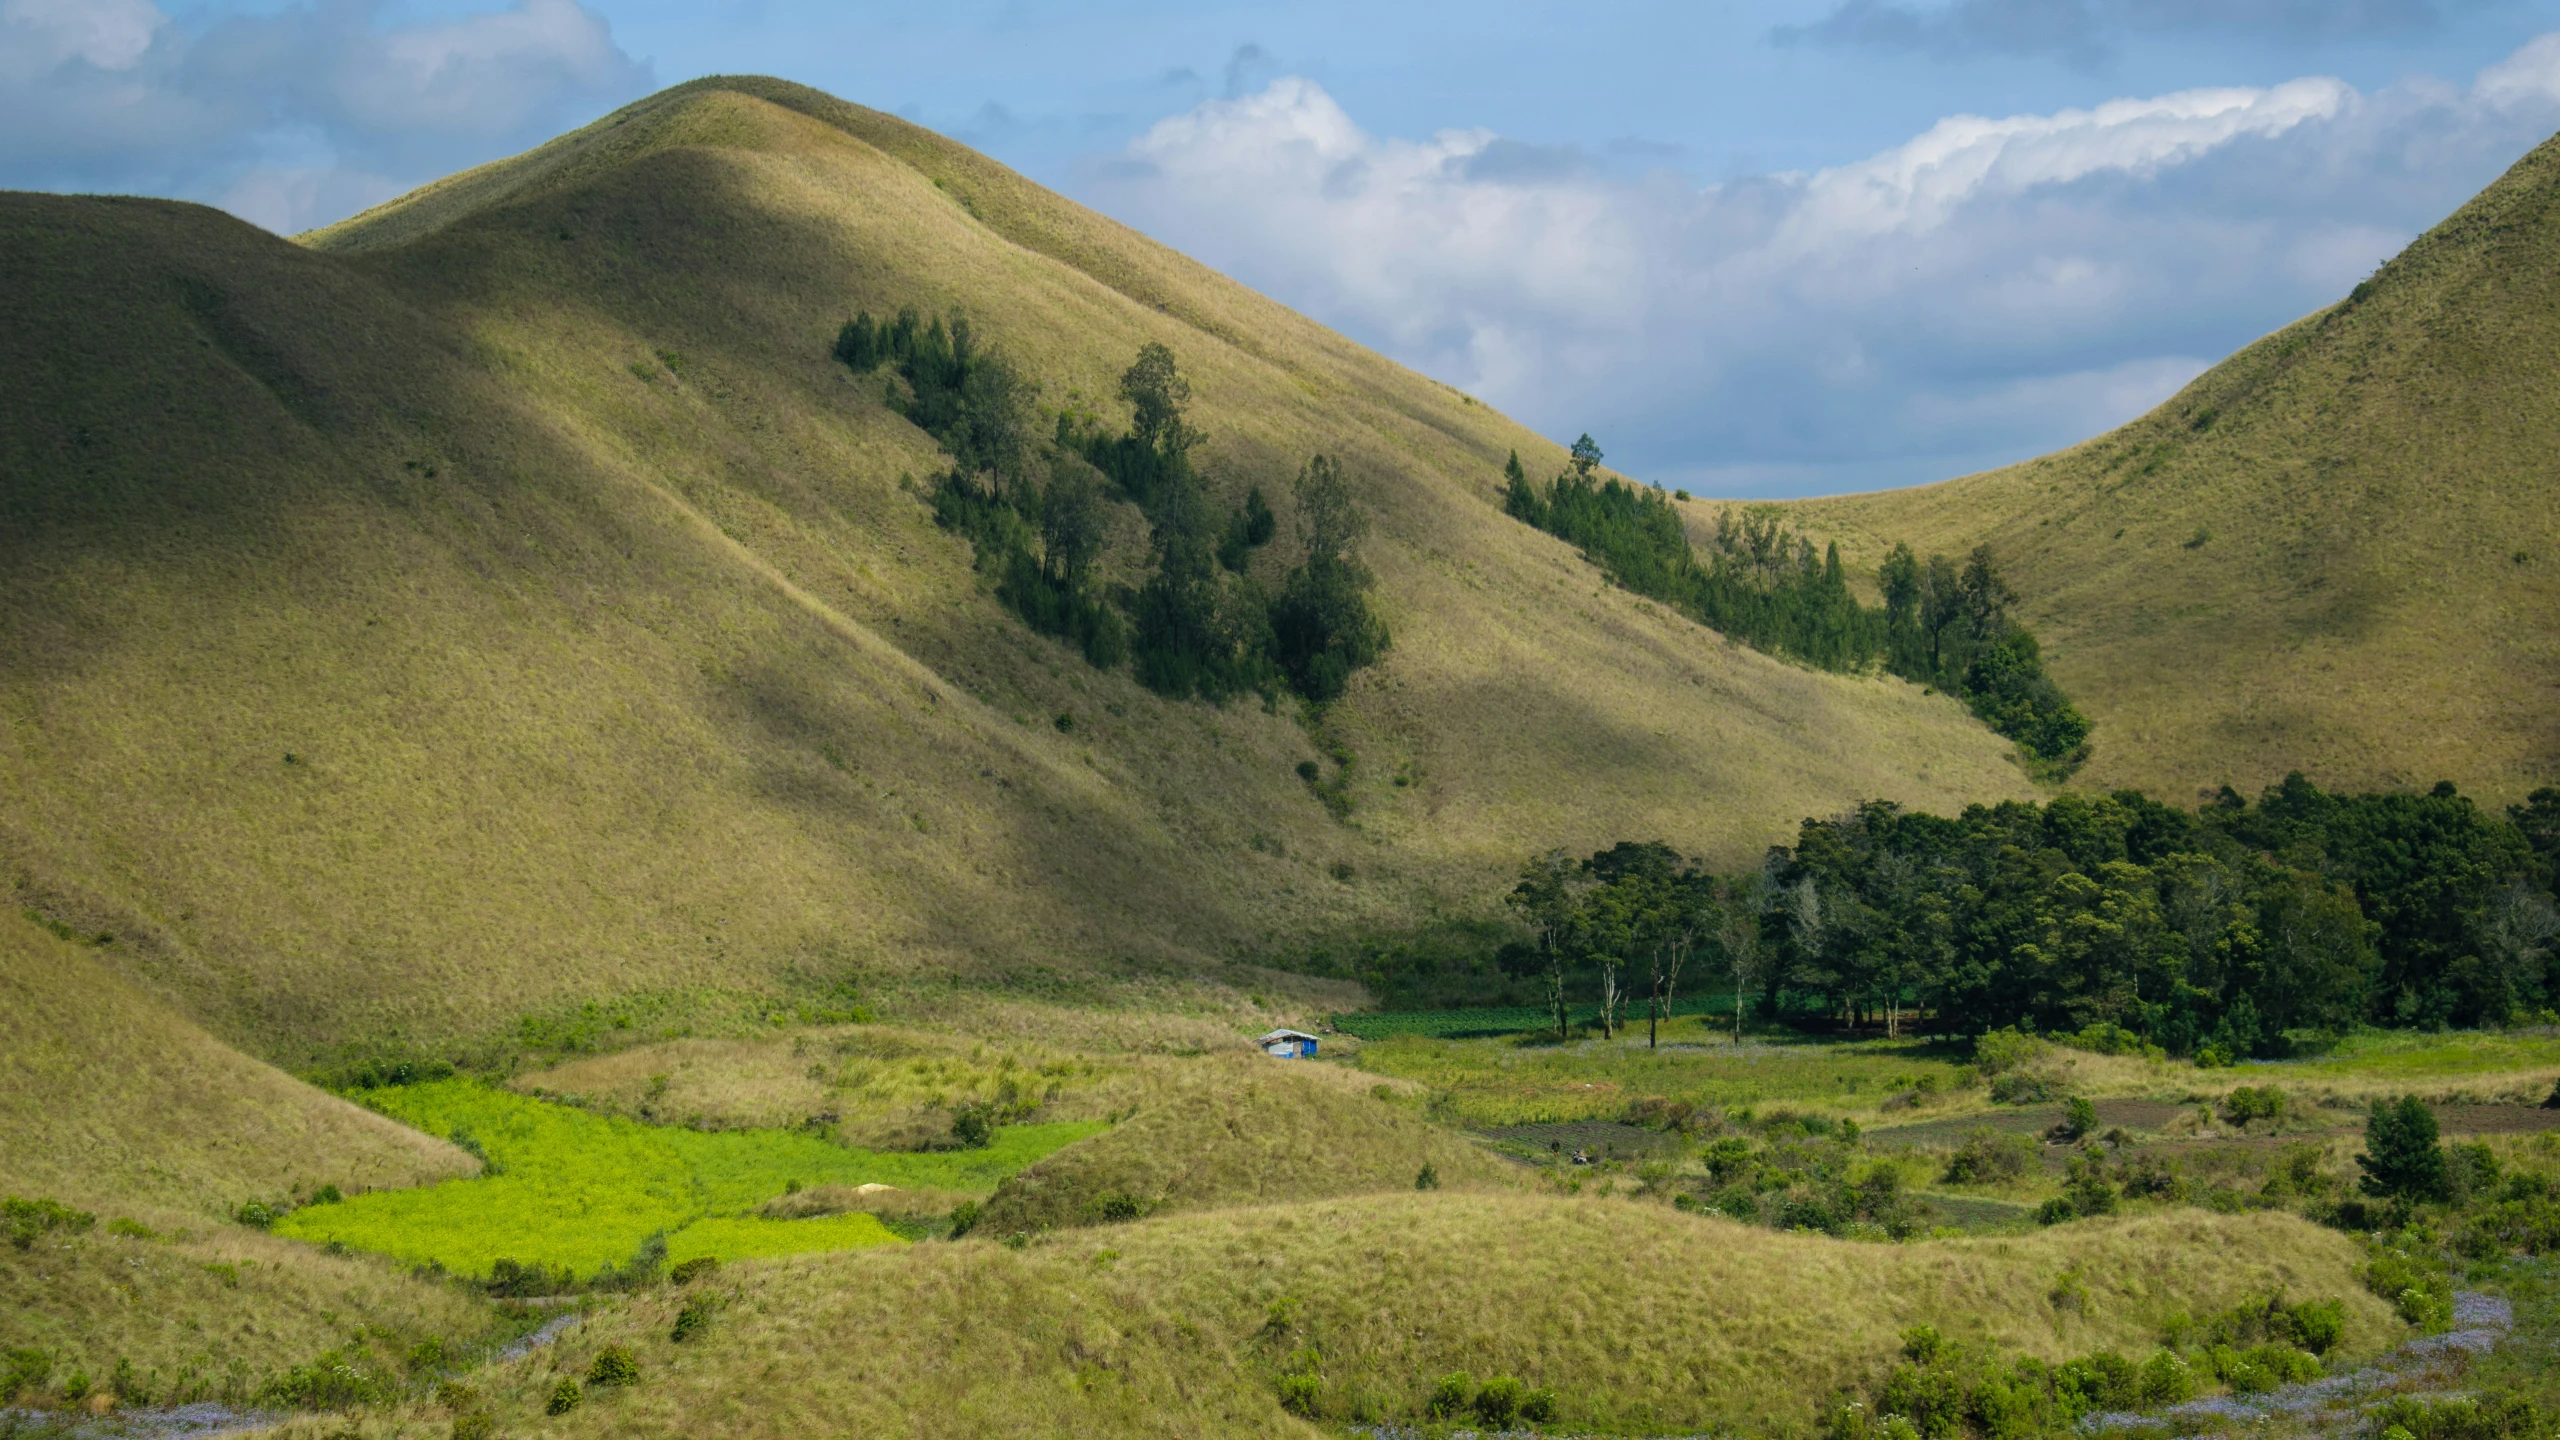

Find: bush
2222;1086;2287;1126
2136;1349;2197;1405
672;1297;717;1343
1942;1129;2036;1184
484;1258;574;1297
3;1348;49;1402
1276;1370;1321;1416
2365;1248;2453;1329
1096;1193;1144;1223
1414;1162;1440;1191
1989;1072;2058;1104
546;1378;583;1415
2036;1197;2077;1226
2287;1298;2345;1354
668;1256;720;1285
947;1200;982;1238
2055;1352;2138;1413
1521;1386;1560;1423
260;1348;389;1409
949;1102;996;1150
2;1196;95;1249
451;1411;496;1440
1428;1371;1475;1419
586;1345;639;1387
1476;1374;1526;1426
1973;1028;2046;1077
2056;1096;2098;1141
2371;1391;2545;1440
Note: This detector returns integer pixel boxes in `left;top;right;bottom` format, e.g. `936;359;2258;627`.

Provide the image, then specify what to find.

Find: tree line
1505;775;2560;1053
835;311;1386;704
1500;438;2088;763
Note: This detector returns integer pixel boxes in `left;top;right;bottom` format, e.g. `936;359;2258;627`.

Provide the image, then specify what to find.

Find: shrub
484;1258;574;1297
1428;1371;1475;1419
5;1351;50;1403
2055;1096;2098;1141
672;1297;717;1343
2287;1298;2345;1354
2222;1086;2287;1126
668;1256;720;1285
1096;1193;1144;1223
2136;1349;2197;1405
3;1196;96;1249
1973;1028;2046;1077
949;1102;996;1150
1276;1370;1321;1416
105;1218;156;1240
547;1378;583;1415
2055;1352;2137;1412
2062;1152;2119;1218
586;1345;639;1387
2365;1248;2454;1329
1414;1163;1440;1191
947;1200;982;1238
2036;1197;2077;1226
2371;1391;2545;1440
1475;1374;1526;1426
232;1199;280;1230
260;1348;389;1409
1521;1386;1560;1423
451;1411;496;1440
1989;1072;2058;1104
1941;1129;2036;1184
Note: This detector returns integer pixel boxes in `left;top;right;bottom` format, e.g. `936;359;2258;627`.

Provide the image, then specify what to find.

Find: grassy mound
3;75;2033;1068
974;1055;1511;1232
1791;131;2560;800
445;1195;2391;1439
0;912;471;1218
277;1081;1099;1277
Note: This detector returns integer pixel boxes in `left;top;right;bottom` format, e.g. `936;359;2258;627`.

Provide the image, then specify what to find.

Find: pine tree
2357;1095;2448;1202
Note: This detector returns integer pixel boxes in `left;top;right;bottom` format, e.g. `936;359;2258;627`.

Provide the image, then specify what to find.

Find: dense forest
835;311;1387;704
1287;776;2560;1051
1501;440;2088;762
1477;776;2560;1053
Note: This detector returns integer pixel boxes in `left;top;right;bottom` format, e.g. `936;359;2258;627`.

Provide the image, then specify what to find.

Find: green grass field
1352;1018;1972;1126
1330;993;1733;1040
275;1081;1100;1276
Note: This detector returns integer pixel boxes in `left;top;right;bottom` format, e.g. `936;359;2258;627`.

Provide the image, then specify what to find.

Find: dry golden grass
0;912;471;1219
1783;133;2560;802
2;75;2031;1068
410;1195;2390;1440
0;912;497;1405
975;1053;1512;1231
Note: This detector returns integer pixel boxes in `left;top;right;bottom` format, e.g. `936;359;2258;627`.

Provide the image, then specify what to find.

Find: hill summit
0;76;2030;1065
1794;128;2560;801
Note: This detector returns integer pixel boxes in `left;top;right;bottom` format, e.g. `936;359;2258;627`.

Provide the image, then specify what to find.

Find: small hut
1257;1027;1320;1059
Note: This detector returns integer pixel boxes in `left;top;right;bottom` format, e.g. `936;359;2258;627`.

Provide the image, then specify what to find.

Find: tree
1501;450;1543;526
1879;543;1920;632
2357;1095;2448;1203
1270;455;1388;701
1508;851;1583;1040
1716;873;1769;1043
1039;458;1110;586
1119;342;1202;459
1957;545;2014;640
1568;433;1603;479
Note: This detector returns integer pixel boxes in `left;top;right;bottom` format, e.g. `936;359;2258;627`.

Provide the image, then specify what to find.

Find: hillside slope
0;78;2030;1064
1790;130;2560;801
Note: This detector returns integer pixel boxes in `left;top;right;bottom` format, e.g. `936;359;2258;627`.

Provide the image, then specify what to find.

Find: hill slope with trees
1789;129;2560;803
0;77;2030;1066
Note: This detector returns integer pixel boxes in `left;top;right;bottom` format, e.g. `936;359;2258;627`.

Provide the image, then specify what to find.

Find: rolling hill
1787;130;2560;803
0;75;2032;1069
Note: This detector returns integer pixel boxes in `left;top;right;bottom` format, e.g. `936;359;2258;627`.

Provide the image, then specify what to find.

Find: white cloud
0;0;648;233
1089;39;2560;495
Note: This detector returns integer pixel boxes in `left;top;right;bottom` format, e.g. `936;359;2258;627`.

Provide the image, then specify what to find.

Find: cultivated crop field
275;1081;1101;1276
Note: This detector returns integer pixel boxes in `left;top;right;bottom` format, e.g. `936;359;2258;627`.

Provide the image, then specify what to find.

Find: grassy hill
1786;131;2560;802
417;1199;2391;1439
0;75;2031;1068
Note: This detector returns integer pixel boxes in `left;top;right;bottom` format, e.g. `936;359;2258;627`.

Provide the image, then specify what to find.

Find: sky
8;1;2560;495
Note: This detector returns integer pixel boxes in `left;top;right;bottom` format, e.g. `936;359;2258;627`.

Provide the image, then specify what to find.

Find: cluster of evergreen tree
1511;777;2560;1053
835;313;1386;705
1500;438;2088;761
